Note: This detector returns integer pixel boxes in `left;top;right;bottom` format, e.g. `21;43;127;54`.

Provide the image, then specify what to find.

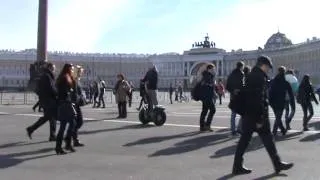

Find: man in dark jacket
232;56;293;175
26;62;57;141
199;64;216;132
142;65;158;110
269;66;295;136
226;61;244;135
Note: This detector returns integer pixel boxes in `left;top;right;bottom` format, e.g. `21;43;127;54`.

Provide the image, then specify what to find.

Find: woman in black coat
297;75;319;131
55;63;77;155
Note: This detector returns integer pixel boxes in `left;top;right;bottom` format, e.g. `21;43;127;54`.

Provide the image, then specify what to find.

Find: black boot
274;161;294;174
55;140;66;155
232;158;252;175
65;138;76;152
55;147;67;155
26;127;33;139
232;166;252;175
74;139;85;147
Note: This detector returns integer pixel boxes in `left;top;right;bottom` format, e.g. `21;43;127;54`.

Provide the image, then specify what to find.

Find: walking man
26;62;57;141
226;61;245;135
232;56;293;175
199;64;216;132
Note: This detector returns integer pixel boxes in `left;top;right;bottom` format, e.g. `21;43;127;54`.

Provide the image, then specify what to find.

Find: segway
139;104;166;126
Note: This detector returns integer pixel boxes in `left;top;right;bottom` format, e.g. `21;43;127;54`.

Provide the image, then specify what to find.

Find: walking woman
55;63;77;155
297;75;319;131
71;65;86;147
114;73;131;118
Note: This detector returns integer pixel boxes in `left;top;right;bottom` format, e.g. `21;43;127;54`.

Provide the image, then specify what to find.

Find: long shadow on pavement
148;132;235;157
216;172;287;180
123;131;202;147
79;124;154;135
0;147;56;169
308;121;320;130
211;132;302;159
275;132;303;142
0;140;49;149
300;133;320;142
252;173;287;180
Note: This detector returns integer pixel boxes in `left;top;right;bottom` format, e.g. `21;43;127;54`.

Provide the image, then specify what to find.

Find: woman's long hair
56;63;75;87
299;75;311;89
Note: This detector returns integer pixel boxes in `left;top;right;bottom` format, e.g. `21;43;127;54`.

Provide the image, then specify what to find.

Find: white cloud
48;0;133;52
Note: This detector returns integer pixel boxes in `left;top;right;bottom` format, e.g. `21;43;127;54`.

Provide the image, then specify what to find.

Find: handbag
58;102;77;121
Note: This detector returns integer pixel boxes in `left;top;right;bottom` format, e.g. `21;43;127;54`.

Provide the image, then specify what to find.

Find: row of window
1;79;28;86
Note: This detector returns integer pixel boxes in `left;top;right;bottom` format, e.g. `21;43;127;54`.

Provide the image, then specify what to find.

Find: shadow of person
0;142;24;149
79;124;154;135
215;173;235;180
300;133;320;142
307;121;320;130
252;173;287;180
211;136;263;159
216;172;287;180
275;131;303;142
0;141;49;149
215;129;231;133
0;147;55;169
123;131;202;147
149;133;234;157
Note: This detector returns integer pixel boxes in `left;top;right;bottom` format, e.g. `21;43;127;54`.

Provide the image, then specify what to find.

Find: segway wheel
154;111;166;126
139;109;150;125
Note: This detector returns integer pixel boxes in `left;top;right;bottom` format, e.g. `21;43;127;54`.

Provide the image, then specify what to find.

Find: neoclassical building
1;32;320;90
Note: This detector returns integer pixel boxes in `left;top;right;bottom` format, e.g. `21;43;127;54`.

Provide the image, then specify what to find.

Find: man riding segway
139;64;166;126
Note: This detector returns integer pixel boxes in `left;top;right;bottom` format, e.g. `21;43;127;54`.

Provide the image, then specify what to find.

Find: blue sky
0;0;319;54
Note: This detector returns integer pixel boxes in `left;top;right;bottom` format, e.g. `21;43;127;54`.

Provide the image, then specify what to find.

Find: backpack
191;81;203;101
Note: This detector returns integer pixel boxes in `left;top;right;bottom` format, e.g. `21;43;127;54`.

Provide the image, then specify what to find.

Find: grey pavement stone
0;101;319;179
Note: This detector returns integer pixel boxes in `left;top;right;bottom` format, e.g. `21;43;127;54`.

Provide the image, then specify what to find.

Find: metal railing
0;91;191;105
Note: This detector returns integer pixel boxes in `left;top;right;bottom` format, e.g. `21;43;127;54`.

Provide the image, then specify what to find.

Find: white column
221;59;224;77
215;60;219;76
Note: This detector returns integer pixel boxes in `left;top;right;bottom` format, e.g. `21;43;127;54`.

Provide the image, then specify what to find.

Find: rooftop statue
192;33;215;49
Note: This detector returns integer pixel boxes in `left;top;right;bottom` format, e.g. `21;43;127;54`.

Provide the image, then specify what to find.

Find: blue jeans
231;111;242;133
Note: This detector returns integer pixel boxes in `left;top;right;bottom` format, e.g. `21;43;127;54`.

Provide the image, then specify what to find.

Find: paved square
0;98;320;180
